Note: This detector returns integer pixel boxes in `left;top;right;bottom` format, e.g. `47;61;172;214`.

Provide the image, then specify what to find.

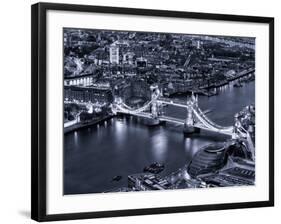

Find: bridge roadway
116;110;233;137
158;98;189;108
159;115;185;125
116;110;186;124
160;114;233;136
116;110;186;125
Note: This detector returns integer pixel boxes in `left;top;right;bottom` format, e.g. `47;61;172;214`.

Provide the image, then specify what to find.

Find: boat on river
143;162;165;174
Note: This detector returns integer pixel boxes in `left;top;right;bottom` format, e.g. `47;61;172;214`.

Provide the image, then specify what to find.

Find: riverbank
166;70;255;97
64;115;113;134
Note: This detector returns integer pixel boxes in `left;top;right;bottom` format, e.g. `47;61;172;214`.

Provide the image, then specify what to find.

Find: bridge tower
183;93;200;135
232;113;241;139
86;102;93;114
150;85;161;117
147;85;161;125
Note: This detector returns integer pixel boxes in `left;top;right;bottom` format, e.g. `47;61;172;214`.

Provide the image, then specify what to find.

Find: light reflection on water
114;119;126;147
74;131;78;148
184;138;192;153
151;130;168;162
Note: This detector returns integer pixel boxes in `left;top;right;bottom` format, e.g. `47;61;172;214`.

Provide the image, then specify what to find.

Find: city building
109;43;119;64
64;86;113;104
122;52;135;65
198;157;255;187
187;143;227;178
128;173;172;191
64;74;95;86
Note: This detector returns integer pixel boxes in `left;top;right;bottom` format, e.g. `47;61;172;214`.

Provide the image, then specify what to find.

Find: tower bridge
111;85;251;142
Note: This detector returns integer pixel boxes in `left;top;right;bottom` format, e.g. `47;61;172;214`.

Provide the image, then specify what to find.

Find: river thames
64;81;255;194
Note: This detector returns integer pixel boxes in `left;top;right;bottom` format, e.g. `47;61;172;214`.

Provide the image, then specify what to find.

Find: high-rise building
197;40;201;49
109;43;119;64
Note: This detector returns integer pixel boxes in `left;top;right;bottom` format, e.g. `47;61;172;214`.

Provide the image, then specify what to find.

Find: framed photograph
31;2;274;222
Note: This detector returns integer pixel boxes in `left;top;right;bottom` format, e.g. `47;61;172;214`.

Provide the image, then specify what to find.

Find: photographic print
32;3;274;221
63;28;256;195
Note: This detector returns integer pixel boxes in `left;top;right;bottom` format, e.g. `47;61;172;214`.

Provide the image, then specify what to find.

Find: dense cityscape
63;28;255;194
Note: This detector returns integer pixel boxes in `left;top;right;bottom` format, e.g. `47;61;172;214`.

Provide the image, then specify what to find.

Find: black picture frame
31;2;274;222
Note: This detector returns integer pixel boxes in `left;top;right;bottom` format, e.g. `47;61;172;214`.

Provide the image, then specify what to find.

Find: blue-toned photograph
63;28;255;195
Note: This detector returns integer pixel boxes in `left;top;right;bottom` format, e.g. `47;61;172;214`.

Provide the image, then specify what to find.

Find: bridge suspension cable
116;101;152;114
194;106;233;131
192;108;233;134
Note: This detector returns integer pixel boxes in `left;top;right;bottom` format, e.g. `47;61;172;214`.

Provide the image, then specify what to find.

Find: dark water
64;81;255;194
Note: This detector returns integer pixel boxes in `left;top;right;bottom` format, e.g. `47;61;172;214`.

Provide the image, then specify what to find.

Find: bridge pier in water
143;117;161;126
183;125;200;136
183;93;200;136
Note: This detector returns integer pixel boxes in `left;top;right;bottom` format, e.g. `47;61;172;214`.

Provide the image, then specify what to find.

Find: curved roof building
187;143;228;178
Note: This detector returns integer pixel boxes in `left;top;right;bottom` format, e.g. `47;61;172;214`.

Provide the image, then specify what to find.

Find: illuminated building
64;86;113;104
109;43;119;64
